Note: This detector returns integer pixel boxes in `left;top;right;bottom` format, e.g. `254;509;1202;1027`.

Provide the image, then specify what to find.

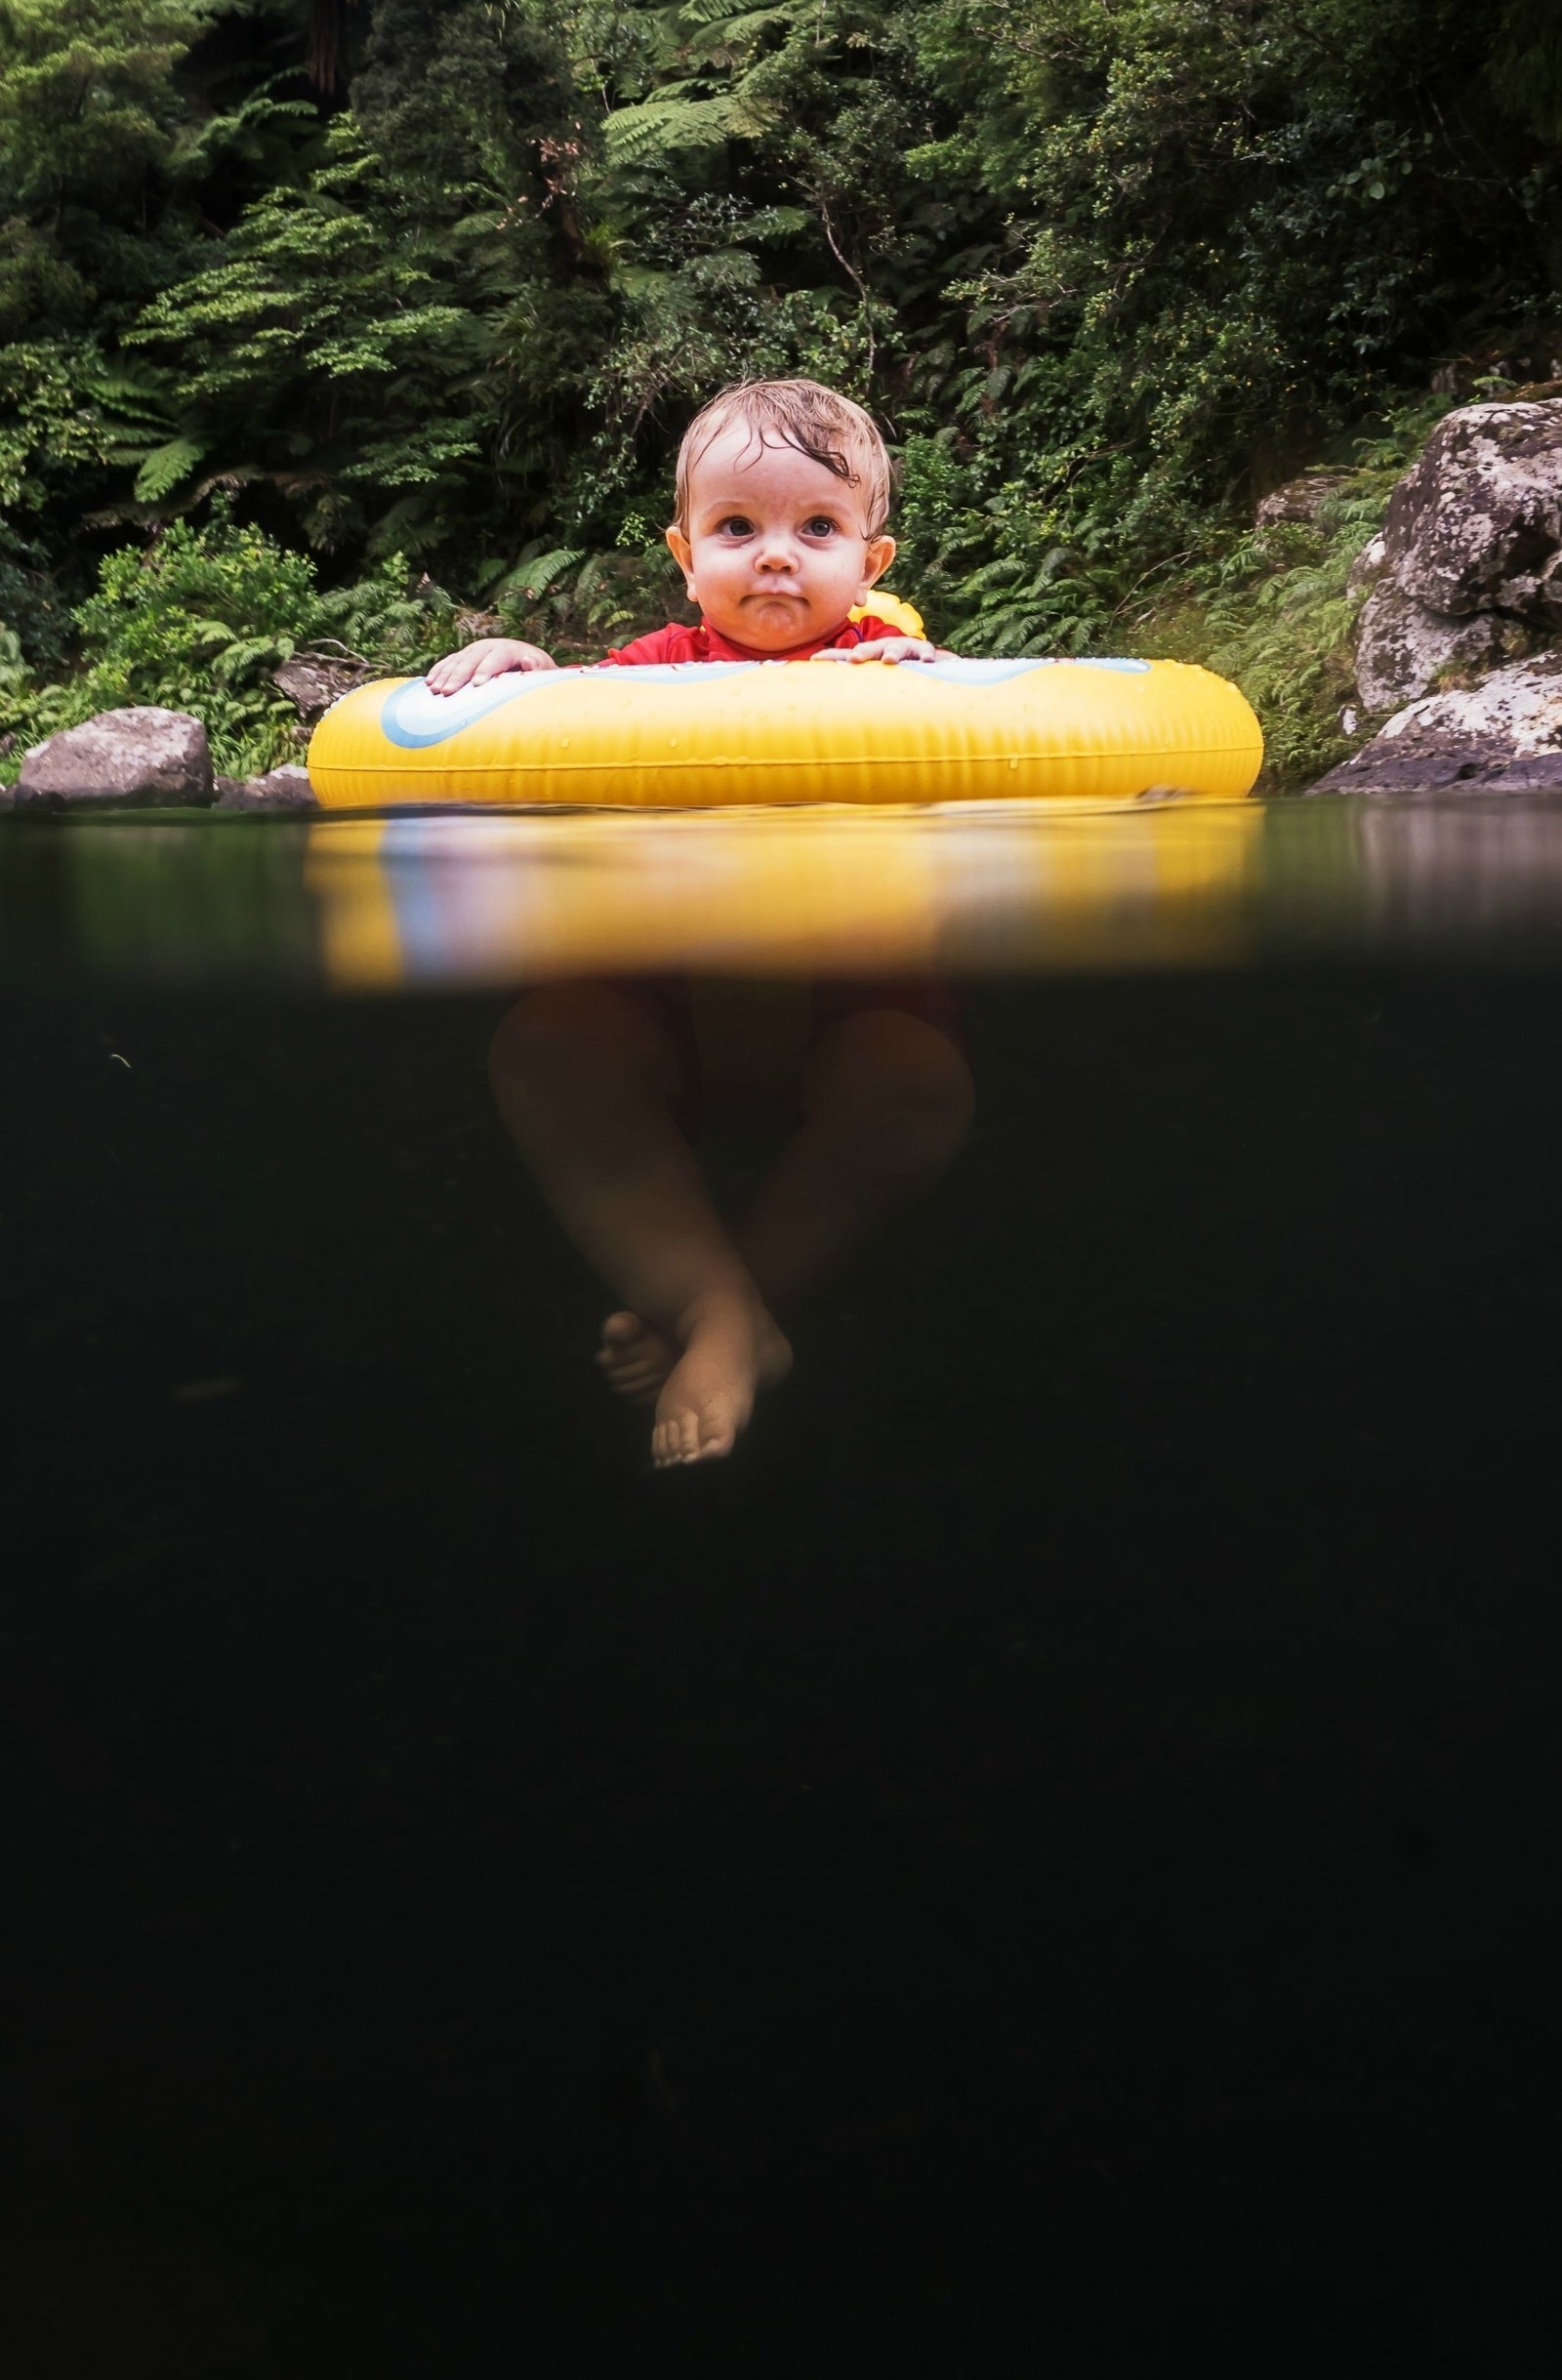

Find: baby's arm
427;637;557;695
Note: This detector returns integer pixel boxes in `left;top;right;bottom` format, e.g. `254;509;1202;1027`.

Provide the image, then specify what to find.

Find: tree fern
133;436;206;503
603;95;738;157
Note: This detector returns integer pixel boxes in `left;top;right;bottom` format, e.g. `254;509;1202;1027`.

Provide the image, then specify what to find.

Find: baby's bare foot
596;1309;678;1405
651;1293;792;1469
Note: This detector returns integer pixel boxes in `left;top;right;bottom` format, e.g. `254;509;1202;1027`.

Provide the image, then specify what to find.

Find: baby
436;380;972;1467
428;376;946;688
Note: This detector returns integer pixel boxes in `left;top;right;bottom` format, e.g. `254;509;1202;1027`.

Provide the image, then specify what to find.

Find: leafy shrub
0;507;298;774
1129;404;1453;786
10;505;314;774
1148;516;1375;788
0;623;28;695
311;554;472;678
0;505;489;780
0;516;71;675
490;532;689;662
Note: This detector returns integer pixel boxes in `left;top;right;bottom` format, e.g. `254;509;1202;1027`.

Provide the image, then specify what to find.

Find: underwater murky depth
4;796;1561;2370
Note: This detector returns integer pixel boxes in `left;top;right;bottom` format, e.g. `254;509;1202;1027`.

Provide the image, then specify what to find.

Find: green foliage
1;501;311;772
124;126;482;542
0;0;214;213
0;621;27;693
6;0;1562;785
1131;405;1454;787
310;553;473;677
0;503;483;778
882;0;1550;636
0;339;165;511
1143;515;1377;790
493;535;690;661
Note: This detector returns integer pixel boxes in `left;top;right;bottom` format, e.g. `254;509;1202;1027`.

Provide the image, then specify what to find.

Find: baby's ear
860;532;896;595
665;523;695;597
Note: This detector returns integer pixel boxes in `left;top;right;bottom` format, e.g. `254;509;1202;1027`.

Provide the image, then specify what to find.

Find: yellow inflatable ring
308;615;1261;812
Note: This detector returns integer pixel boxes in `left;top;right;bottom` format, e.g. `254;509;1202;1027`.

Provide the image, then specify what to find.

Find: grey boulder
1254;471;1354;531
1381;400;1562;622
1346;531;1388;599
15;706;213;810
1353;578;1528;712
271;653;370;723
215;763;318;812
1309;652;1562;793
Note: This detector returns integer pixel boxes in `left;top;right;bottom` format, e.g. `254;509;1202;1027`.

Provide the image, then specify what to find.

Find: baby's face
666;427;895;651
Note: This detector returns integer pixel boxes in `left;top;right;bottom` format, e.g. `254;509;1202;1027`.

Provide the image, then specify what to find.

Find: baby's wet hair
674;379;894;537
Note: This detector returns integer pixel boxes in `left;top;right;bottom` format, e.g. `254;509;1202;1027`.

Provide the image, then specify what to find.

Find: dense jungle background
4;0;1562;782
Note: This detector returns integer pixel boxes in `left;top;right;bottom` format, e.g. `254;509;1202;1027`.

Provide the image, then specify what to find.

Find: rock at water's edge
1381;400;1562;622
1353;578;1523;712
215;763;319;812
14;707;213;810
271;654;371;723
1307;652;1562;793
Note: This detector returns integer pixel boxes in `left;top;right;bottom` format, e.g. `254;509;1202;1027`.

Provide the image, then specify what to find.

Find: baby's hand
816;636;947;666
426;637;556;695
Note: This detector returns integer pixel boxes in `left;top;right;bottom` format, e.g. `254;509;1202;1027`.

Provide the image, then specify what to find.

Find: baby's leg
734;1002;975;1310
488;983;789;1465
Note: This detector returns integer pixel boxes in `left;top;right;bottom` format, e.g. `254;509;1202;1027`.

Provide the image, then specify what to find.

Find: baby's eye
718;515;754;537
802;516;839;538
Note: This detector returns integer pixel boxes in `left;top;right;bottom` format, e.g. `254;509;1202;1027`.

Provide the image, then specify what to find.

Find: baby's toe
699;1413;737;1461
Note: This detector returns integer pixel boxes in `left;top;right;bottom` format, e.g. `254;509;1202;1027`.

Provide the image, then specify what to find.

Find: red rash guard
599;615;908;666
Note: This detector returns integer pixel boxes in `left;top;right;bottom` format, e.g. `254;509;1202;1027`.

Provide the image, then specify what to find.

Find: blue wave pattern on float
378;657;1154;751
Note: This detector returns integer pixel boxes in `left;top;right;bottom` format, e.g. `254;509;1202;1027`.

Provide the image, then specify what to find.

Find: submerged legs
488;983;788;1467
489;982;972;1465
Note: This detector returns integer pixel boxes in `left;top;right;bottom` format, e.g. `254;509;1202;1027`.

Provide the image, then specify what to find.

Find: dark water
4;799;1562;2372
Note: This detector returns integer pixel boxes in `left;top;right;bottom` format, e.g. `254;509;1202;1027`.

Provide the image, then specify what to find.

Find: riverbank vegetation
4;1;1562;780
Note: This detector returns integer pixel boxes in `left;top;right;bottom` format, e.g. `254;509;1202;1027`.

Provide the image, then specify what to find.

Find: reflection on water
9;795;1562;990
1354;800;1562;945
306;802;1265;989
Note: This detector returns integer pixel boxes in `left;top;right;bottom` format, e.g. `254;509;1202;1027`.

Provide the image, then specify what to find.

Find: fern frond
501;547;585;599
133;437;206;502
603;97;736;160
684;5;798;46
